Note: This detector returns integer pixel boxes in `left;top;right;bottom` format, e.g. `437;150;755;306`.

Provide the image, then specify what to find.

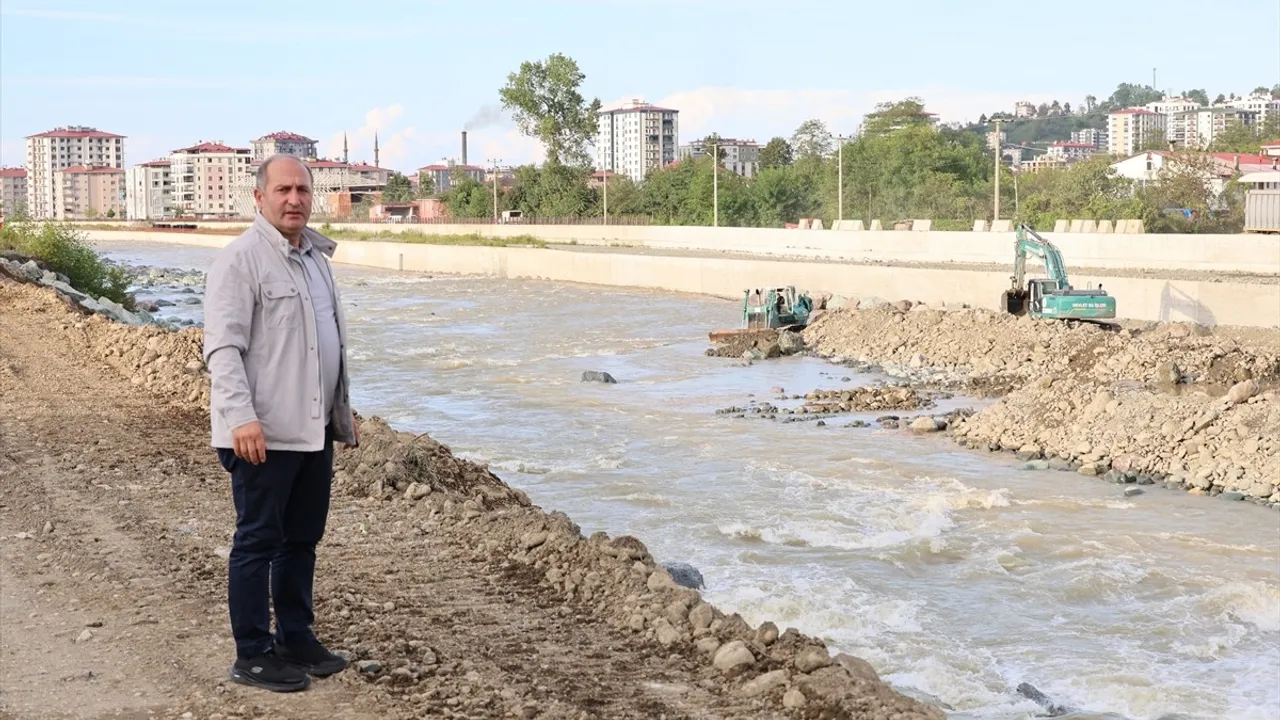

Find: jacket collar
252;212;338;259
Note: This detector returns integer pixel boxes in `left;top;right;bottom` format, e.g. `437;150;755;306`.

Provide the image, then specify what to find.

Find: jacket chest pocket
260;280;301;328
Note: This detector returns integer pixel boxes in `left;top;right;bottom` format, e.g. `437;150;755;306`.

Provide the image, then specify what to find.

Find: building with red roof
170;140;252;218
23;126;126;219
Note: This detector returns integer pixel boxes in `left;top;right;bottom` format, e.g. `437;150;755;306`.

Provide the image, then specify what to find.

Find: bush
0;220;133;308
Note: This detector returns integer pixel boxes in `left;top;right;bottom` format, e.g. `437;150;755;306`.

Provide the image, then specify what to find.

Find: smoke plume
464;104;504;131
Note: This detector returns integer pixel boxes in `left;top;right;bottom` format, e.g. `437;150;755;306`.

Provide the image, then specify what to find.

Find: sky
1;0;1277;171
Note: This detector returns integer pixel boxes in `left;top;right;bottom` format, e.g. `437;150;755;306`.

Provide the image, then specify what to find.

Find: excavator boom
1003;224;1116;321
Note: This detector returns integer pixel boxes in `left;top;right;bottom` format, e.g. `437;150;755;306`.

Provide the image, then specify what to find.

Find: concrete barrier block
869;219;883;231
912;219;932;231
973;220;989;232
1081;219;1097;233
1069;219;1085;233
991;220;1013;232
1097;220;1114;233
1053;219;1070;233
1123;219;1145;233
809;218;825;230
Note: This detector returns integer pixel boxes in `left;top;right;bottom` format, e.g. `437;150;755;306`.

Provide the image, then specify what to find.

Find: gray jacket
203;214;358;451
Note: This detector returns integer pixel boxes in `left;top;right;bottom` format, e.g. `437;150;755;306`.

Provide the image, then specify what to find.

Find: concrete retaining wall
75;221;1280;275
85;230;1280;328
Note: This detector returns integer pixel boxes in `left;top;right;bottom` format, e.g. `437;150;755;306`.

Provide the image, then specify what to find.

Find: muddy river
94;240;1280;720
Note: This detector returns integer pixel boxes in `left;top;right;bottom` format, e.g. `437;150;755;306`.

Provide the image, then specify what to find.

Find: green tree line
428;55;1278;233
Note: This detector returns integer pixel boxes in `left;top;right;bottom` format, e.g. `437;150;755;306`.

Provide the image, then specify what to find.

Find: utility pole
837;135;844;224
712;141;719;227
602;170;608;226
993;119;1002;222
490;158;502;224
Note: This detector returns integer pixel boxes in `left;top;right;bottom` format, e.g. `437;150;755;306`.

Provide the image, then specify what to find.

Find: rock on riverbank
803;303;1280;506
1;276;946;718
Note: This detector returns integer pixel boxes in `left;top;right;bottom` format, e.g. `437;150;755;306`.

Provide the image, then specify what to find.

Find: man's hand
232;421;267;464
344;412;360;450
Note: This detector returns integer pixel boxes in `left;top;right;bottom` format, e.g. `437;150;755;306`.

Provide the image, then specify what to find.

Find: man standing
203;154;359;693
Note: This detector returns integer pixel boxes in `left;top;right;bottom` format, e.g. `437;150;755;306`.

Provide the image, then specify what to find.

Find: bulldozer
709;286;813;343
1001;224;1116;321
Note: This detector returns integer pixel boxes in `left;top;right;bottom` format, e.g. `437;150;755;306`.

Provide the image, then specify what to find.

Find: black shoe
275;640;349;678
229;651;311;692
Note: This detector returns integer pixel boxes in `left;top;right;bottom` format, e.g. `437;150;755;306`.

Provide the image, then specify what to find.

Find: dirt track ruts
0;280;940;720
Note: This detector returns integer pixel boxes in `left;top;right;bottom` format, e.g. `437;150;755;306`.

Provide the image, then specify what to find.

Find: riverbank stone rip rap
0;276;948;719
802;301;1280;505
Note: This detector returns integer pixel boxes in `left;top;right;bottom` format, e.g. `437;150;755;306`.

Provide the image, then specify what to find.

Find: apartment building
0;168;28;216
170;141;252;218
53;165;124;220
1107;109;1166;156
417;162;486;195
1070;128;1108;149
24;126;125;219
252;131;318;161
1014;101;1035;118
676;138;761;177
595;100;679;183
125;159;173;220
1145;97;1201;116
1046;142;1096;162
1225;93;1280;129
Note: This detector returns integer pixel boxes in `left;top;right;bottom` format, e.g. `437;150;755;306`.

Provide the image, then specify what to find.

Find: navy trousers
217;428;333;659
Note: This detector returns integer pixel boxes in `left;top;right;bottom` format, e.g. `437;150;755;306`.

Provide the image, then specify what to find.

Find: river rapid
96;240;1280;720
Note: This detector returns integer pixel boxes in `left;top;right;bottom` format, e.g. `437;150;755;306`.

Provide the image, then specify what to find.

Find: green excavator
1001;224;1116;321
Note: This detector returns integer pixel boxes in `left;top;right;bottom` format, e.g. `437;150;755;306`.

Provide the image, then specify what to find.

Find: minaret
343;133;349;164
374;132;380;168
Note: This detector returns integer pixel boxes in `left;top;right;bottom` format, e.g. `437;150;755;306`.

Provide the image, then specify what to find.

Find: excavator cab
1003;225;1117;321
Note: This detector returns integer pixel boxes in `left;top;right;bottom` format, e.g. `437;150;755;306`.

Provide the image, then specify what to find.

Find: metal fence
331;215;655;226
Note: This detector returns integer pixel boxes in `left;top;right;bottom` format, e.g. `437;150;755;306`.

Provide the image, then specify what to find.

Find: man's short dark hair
256;154;314;191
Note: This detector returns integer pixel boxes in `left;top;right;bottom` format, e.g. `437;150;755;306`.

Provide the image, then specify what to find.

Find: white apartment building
1226;93;1280;128
252;131;318;162
677;138;760;177
0;168;28;216
1145;97;1201;116
126;159;173;220
24;126;125;219
1070;128;1108;149
1014;101;1035;118
1107;109;1166;156
1046;141;1096;161
53;165;125;220
170;141;252;218
595;100;679;183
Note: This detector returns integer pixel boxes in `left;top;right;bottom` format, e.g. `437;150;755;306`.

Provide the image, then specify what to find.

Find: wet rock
909;416;942;433
833;653;880;683
661;562;705;590
581;370;617;384
1016;682;1071;717
753;621;779;646
1219;491;1245;501
1123;487;1144;497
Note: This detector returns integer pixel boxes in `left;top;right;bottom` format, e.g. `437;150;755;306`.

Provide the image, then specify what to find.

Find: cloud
323;104;419;168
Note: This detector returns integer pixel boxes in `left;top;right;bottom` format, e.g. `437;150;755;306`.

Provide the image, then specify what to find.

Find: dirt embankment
802;303;1280;505
0;278;943;720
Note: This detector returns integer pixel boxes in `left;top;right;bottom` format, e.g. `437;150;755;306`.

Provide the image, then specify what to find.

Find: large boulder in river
661;562;705;589
581;370;617;384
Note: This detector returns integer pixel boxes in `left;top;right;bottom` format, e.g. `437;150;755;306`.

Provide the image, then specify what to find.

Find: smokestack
461;131;468;167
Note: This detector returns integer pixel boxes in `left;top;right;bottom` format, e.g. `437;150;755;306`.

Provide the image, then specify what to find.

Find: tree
381;172;415;203
758;137;793;170
861;98;933;137
1084;95;1097;113
1184;88;1210;106
1214;93;1227;104
1037;103;1050;118
416;172;436;198
753;166;816;227
1140;129;1169;152
1272;84;1280;100
700;133;727;162
1102;83;1162;110
1050;100;1062;116
978;113;989;125
498;53;602;166
1063;102;1072;116
106;208;116;218
1253;86;1269;96
790;119;834;159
